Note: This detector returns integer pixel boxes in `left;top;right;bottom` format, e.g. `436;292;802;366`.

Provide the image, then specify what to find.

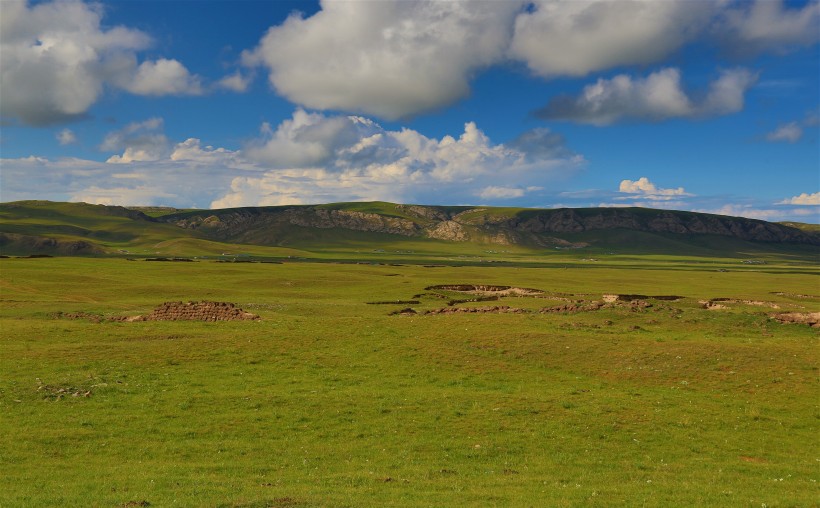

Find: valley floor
1;257;817;506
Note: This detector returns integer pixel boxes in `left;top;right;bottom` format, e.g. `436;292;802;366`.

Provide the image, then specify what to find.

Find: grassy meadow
1;255;818;507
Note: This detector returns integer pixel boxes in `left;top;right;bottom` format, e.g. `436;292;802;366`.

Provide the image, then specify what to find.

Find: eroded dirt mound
771;292;817;299
425;284;544;296
770;312;820;327
424;305;528;315
129;301;259;322
701;298;780;309
541;299;651;314
701;301;728;310
603;294;682;302
541;302;605;313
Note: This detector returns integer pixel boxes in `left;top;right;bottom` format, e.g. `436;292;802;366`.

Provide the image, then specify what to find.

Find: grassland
1;254;817;507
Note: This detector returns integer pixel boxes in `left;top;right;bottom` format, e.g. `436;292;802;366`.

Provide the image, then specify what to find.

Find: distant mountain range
1;200;818;257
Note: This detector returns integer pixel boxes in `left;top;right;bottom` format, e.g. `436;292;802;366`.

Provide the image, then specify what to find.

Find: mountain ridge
1;200;818;257
157;202;820;246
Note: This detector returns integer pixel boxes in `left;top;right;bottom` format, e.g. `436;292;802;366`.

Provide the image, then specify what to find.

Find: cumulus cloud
0;0;201;125
101;118;169;163
56;128;77;145
777;192;820;205
170;137;244;166
619;177;684;196
234;0;818;120
765;112;820;143
0;152;239;207
478;186;526;200
119;59;203;96
70;185;178;206
721;0;820;53
1;110;583;208
766;122;803;143
244;109;374;168
216;71;252;93
536;68;757;125
223;110;583;207
560;184;817;223
696;204;789;221
242;1;520;120
509;0;714;78
616;176;692;204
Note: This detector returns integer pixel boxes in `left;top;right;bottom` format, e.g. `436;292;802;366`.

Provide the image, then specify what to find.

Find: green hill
1;200;817;263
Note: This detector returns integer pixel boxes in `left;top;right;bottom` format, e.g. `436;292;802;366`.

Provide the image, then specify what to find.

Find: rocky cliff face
170;207;420;238
286;209;419;236
501;209;816;244
160;204;820;246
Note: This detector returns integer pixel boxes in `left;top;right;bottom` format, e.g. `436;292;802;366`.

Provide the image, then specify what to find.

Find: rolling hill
1;200;817;260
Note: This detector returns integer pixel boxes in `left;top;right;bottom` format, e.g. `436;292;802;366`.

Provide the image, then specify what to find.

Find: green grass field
1;256;818;507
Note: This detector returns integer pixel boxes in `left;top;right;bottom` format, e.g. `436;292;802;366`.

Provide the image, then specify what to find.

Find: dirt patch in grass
770;311;820;327
219;498;301;508
700;300;728;310
55;301;260;322
602;294;682;302
541;302;605;313
412;292;449;299
37;380;92;400
701;298;781;309
425;284;544;296
771;292;817;299
389;285;658;317
542;299;652;313
425;305;528;315
445;296;499;306
123;301;260;322
367;300;420;305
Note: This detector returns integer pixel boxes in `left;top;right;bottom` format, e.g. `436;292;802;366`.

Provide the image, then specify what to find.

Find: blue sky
1;0;818;222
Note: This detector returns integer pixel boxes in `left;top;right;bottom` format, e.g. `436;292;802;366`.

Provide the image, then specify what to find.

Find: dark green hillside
0;200;817;262
0;201;197;255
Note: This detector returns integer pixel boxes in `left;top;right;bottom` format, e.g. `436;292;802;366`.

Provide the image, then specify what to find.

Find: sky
1;0;818;222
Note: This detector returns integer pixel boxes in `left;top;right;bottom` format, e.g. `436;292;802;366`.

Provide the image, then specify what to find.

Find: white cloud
765;112;820;143
222;110;583;207
56;128;77;145
237;0;813;120
766;122;803;143
536;68;757;125
101;118;169;163
244;109;374;168
558;184;820;223
170;138;242;165
216;71;252;93
0;0;201;125
243;1;520;120
1;110;583;208
777;192;820;206
478;186;526;200
509;0;714;78
721;0;820;52
120;58;203;96
618;176;691;199
70;185;177;206
0;154;237;207
697;204;787;221
5;0;814;126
